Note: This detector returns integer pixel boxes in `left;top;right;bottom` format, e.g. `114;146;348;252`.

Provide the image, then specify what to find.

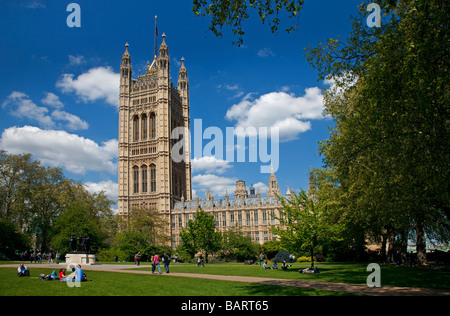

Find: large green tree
50;181;115;254
180;208;222;262
272;188;343;268
305;0;449;264
0;151;116;253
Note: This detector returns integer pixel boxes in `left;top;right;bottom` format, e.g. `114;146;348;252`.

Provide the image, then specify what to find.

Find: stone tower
267;163;281;197
118;35;192;224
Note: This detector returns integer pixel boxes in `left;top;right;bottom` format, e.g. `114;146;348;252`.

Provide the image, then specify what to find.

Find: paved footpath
3;263;450;296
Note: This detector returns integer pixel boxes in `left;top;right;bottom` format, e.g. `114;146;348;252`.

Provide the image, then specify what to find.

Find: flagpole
154;15;158;58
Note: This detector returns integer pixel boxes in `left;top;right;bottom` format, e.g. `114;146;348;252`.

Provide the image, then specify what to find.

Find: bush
315;254;326;262
296;256;312;262
97;247;126;262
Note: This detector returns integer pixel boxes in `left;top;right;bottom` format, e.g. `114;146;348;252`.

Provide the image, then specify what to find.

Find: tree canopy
192;0;304;46
305;0;449;264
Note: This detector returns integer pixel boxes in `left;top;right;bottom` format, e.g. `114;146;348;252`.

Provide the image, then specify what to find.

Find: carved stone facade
118;35;288;247
118;35;192;220
171;172;288;247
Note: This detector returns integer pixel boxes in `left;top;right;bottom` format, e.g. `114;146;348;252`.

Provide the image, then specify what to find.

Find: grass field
149;261;450;290
1;261;449;296
0;267;352;296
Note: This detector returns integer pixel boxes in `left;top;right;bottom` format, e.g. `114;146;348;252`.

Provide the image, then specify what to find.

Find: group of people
19;251;63;264
262;260;291;270
152;252;171;274
40;264;89;282
134;251;171;273
18;263;89;281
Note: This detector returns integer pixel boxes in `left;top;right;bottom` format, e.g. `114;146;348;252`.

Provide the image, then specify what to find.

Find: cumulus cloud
253;181;269;195
2;91;54;128
191;156;232;174
56;66;120;107
51;109;89;131
192;174;237;198
84;180;118;204
2;91;88;131
225;88;327;142
0;126;118;175
41;92;64;109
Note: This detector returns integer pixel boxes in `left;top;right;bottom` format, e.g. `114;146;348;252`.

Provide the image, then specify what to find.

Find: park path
3;263;450;296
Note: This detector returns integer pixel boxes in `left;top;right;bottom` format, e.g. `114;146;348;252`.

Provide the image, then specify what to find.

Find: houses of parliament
118;34;289;247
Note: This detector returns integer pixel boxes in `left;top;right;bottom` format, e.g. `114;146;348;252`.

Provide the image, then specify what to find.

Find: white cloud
56;66;120;107
84;180;118;204
253;181;269;195
192;174;237;198
22;1;45;9
2;91;88;131
0;126;118;175
217;83;245;99
41;92;64;109
2;91;54;128
51;109;89;131
68;55;87;66
225;88;327;142
257;48;275;58
191;156;232;174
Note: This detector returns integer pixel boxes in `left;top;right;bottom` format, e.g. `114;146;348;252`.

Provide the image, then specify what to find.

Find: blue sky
0;0;362;210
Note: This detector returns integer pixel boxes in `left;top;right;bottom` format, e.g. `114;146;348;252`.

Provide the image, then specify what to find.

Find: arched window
133;166;139;194
133;115;139;141
150;164;156;193
150;113;156;139
142;114;148;140
141;165;148;193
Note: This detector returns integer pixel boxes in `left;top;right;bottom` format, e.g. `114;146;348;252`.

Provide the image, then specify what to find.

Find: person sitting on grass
281;261;288;270
59;268;69;282
262;261;271;269
18;264;29;277
74;264;88;282
272;261;278;269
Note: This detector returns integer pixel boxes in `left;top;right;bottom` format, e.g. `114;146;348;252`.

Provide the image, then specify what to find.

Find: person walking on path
135;252;141;266
152;252;162;274
163;252;170;273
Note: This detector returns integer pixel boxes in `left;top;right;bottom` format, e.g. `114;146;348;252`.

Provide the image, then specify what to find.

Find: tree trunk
381;233;387;262
310;245;315;268
415;219;427;265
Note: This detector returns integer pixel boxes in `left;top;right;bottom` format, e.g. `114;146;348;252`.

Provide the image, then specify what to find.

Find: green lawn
1;261;448;296
139;261;450;290
0;267;353;296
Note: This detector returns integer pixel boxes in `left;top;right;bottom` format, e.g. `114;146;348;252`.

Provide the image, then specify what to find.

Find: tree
221;226;259;261
0;151;40;225
50;181;115;254
192;0;304;46
127;207;170;244
180;208;222;262
305;0;450;265
272;189;343;268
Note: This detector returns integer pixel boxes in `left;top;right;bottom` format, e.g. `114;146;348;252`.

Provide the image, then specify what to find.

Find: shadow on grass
231;282;360;296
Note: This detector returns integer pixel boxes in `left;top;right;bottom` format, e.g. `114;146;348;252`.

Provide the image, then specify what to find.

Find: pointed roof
122;42;130;60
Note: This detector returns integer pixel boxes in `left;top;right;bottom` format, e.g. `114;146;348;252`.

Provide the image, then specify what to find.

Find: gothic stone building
118;35;288;247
